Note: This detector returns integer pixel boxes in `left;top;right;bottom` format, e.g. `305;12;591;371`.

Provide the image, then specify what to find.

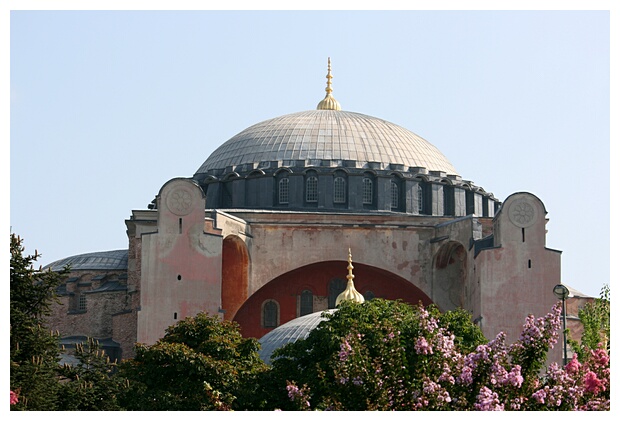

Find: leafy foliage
56;338;125;410
264;299;487;410
568;284;610;362
8;233;610;411
263;299;609;411
118;312;268;410
10;233;68;410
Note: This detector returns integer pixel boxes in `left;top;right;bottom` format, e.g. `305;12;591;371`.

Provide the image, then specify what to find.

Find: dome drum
197;160;444;180
192;165;499;218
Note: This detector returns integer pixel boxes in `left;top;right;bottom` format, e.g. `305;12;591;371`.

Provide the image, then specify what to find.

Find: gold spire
335;248;365;306
316;57;342;111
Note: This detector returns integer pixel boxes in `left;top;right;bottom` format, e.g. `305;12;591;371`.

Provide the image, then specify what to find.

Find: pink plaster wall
476;193;562;364
136;179;223;345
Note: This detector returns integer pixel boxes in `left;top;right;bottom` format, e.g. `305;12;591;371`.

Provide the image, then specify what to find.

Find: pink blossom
474;386;503;411
414;337;433;355
591;347;610;367
584;371;604;394
506;366;524;388
531;388;547;404
565;354;581;374
457;365;474;385
10;390;18;405
338;339;353;361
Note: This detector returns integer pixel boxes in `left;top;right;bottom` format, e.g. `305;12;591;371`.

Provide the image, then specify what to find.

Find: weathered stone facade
47;267;130;362
43;73;579;365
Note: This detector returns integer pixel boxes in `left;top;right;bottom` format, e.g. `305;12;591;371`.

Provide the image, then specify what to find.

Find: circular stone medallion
508;199;537;228
166;187;194;216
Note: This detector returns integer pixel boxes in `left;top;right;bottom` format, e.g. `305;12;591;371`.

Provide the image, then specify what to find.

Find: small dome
43;249;128;272
258;309;337;364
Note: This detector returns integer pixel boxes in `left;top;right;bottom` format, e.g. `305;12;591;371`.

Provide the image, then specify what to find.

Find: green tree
56;338;125;410
118;312;268;410
10;233;68;410
263;299;487;410
568;284;610;361
261;299;608;410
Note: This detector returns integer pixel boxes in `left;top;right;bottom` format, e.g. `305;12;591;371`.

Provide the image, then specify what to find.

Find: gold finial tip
336;248;364;306
316;57;341;111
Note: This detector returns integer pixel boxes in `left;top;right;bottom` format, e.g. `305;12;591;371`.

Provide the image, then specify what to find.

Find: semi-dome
195;110;457;176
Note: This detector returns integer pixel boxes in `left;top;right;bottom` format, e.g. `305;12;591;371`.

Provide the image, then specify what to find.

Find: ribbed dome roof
43;249;128;272
195;110;458;175
258;309;336;364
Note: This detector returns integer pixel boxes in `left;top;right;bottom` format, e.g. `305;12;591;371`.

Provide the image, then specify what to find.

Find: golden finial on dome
335;248;365;306
316;57;342;111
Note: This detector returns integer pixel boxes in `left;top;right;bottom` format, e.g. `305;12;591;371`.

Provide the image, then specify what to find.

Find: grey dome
43;249;128;272
195;110;458;175
258;309;337;364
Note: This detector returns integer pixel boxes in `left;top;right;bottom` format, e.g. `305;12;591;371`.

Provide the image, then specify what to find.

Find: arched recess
433;241;467;312
221;235;249;321
233;260;432;339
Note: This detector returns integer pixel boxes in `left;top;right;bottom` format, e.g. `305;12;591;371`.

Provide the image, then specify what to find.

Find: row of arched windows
276;174;425;212
261;281;377;328
216;173;495;216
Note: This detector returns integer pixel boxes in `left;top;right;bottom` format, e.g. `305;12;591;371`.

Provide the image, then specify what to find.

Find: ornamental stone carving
165;187;194;216
508;199;537;228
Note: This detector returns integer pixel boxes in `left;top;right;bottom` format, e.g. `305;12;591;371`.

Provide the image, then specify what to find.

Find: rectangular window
78;295;87;311
334;177;346;203
391;181;399;209
363;178;373;204
279;178;289;204
306;176;318;202
300;290;314;316
417;184;424;214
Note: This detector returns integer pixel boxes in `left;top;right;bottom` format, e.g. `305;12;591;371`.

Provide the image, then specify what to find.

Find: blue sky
5;2;616;299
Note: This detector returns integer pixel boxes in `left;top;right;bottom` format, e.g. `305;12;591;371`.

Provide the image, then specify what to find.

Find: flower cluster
322;302;610;411
10;390;18;405
286;381;311;409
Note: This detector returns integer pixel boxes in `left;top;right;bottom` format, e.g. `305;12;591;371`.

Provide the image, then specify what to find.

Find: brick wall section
45;269;131;357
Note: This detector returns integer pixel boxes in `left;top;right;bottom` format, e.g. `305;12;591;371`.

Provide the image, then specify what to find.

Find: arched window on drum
305;174;318;203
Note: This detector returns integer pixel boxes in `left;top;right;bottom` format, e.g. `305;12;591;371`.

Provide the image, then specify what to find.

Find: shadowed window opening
279;178;289;204
334;177;346;203
328;278;346;309
363;177;373;204
300;289;313;316
391;181;399;209
306;176;318;202
263;300;279;328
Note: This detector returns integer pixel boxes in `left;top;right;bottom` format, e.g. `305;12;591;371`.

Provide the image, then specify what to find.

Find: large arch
221;235;249;321
233;260;432;338
432;241;467;312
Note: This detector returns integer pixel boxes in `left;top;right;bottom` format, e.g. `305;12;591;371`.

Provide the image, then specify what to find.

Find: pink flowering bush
286;381;311;410
10;390;19;405
270;299;609;411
